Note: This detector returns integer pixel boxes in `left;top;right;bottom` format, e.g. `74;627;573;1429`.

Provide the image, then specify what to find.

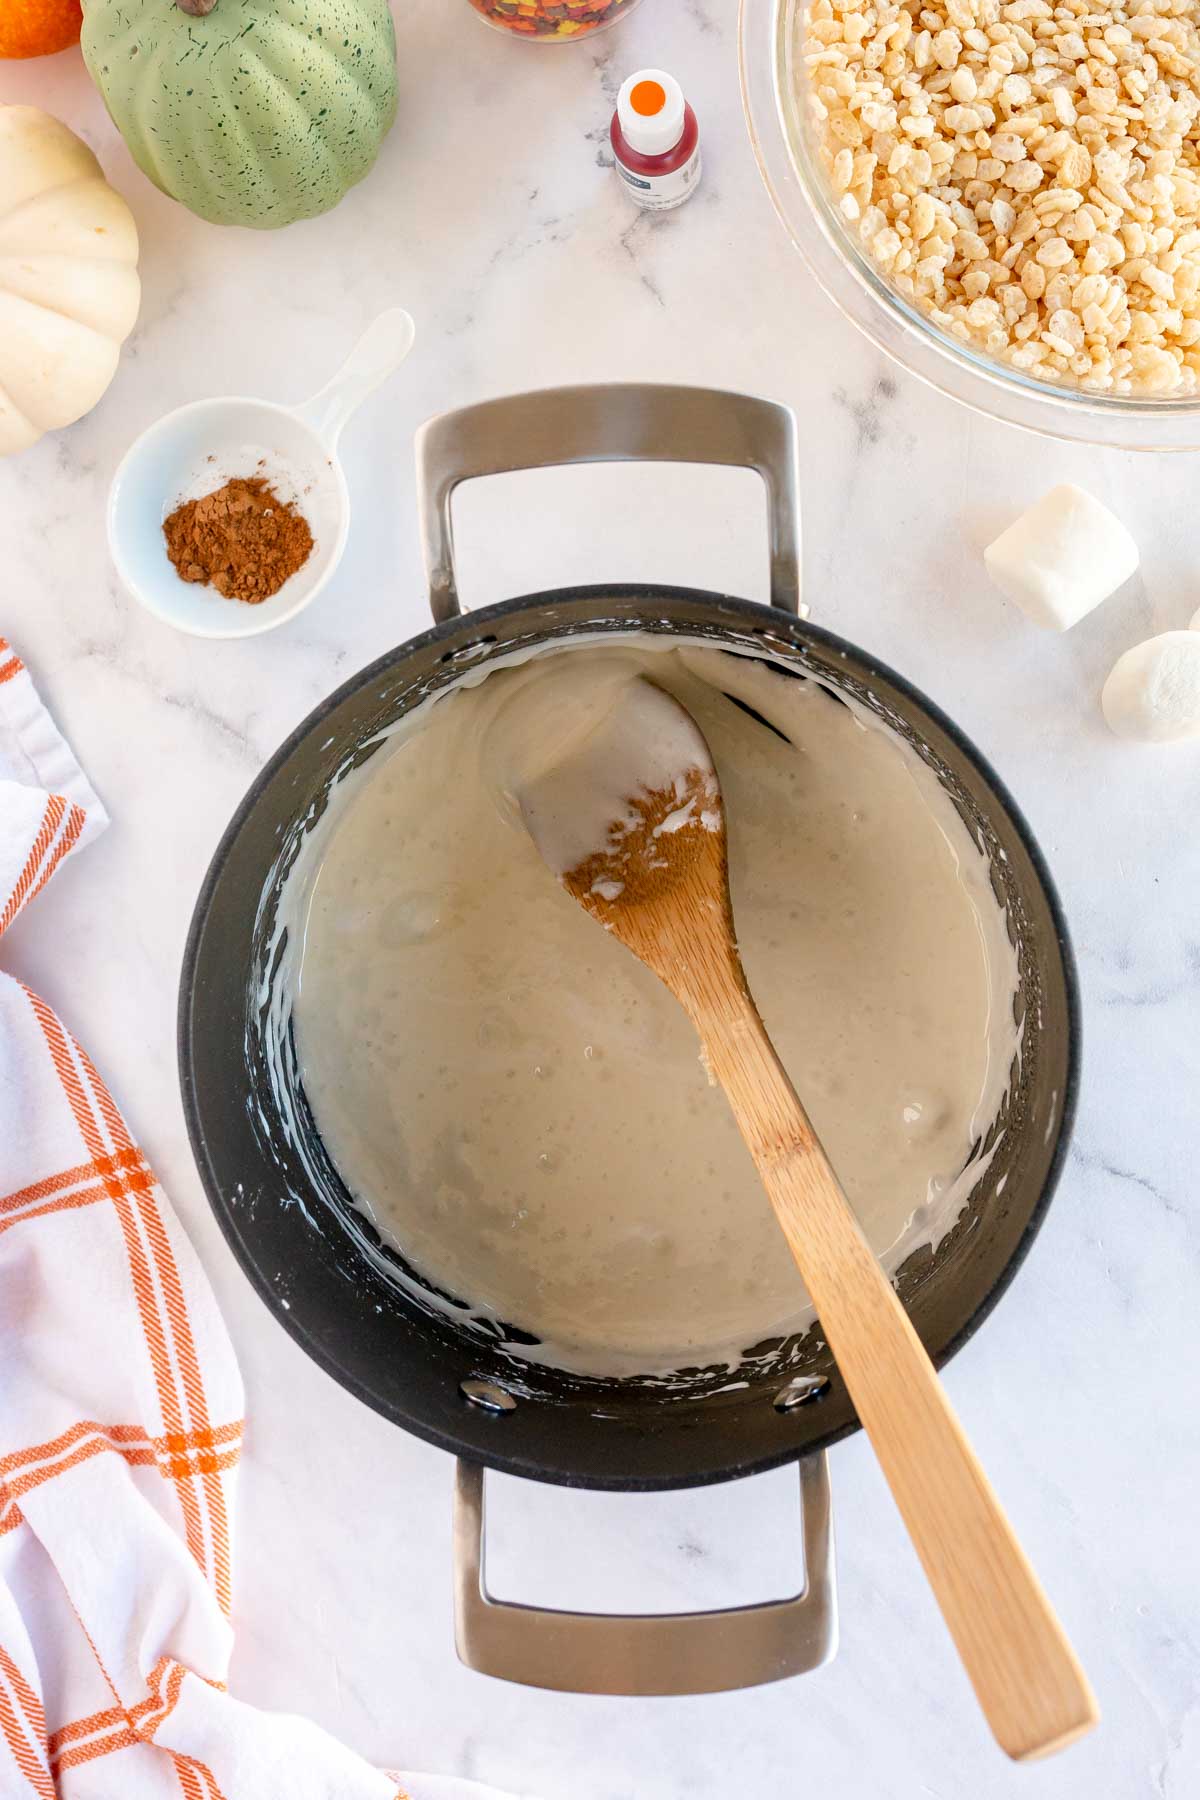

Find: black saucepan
179;386;1078;1694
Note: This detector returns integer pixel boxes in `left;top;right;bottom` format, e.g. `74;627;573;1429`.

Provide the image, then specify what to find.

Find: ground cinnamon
163;476;314;604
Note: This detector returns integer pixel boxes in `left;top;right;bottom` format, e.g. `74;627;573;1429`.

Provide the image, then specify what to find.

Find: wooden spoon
520;678;1097;1761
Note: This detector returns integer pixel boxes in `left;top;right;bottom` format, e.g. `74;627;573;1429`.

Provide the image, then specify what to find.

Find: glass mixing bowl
739;0;1200;448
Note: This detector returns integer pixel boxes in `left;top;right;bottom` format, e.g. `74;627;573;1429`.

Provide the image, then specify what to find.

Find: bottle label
616;145;702;212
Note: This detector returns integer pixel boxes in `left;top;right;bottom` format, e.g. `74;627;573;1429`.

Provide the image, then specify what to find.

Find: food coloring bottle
611;69;702;212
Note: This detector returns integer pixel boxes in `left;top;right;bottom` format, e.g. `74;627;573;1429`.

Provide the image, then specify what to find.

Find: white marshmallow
984;484;1139;630
1101;632;1200;742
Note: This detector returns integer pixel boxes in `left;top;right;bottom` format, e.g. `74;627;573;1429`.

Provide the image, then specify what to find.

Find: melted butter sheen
291;642;1019;1377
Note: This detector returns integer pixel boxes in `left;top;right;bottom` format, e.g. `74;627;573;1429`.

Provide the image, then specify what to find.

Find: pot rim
179;584;1080;1487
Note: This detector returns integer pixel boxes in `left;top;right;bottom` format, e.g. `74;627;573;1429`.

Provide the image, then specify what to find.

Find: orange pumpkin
0;0;83;58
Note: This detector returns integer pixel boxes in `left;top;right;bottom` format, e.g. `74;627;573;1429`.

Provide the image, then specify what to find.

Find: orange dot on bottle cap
630;79;667;117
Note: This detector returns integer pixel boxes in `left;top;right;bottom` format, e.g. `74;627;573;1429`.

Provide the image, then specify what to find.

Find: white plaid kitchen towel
0;638;528;1800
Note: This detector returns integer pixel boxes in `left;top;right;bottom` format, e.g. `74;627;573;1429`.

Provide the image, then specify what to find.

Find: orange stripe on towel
0;1182;112;1237
50;1724;139;1777
47;1704;126;1754
0;1649;47;1751
2;1419;244;1481
24;802;86;914
175;1751;228;1800
175;1758;207;1800
1;1433;241;1504
27;993;213;1586
0;795;65;938
134;1658;187;1741
0;1148;152;1237
78;1037;236;1614
0;1155;115;1212
0;1648;53;1799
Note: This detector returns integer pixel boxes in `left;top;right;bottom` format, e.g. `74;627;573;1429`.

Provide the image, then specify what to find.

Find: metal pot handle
452;1453;836;1695
415;384;802;623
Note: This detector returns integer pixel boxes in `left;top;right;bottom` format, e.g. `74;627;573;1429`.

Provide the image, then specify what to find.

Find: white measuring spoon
108;308;416;640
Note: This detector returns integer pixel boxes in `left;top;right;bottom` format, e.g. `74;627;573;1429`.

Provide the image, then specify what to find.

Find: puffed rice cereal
802;0;1200;395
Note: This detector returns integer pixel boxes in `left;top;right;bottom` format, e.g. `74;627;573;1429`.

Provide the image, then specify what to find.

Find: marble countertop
2;2;1198;1794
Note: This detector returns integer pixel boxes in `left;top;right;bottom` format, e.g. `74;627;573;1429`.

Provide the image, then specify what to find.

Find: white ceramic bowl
108;309;415;639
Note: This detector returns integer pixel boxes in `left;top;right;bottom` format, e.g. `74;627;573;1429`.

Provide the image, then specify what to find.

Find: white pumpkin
0;106;140;457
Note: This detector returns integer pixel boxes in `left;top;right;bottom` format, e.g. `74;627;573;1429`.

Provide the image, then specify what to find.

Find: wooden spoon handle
703;1000;1098;1762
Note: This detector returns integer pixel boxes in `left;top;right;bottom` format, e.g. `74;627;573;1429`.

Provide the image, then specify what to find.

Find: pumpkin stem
176;0;218;13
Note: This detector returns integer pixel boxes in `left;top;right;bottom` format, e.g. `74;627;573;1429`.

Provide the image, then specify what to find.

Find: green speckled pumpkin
80;0;397;229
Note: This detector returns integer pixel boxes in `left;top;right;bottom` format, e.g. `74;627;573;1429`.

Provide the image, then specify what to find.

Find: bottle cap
616;69;687;158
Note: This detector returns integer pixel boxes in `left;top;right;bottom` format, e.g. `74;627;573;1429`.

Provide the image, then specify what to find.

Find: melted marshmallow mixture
287;641;1019;1376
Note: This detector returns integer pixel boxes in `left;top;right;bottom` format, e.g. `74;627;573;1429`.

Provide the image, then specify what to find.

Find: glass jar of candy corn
467;0;643;39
